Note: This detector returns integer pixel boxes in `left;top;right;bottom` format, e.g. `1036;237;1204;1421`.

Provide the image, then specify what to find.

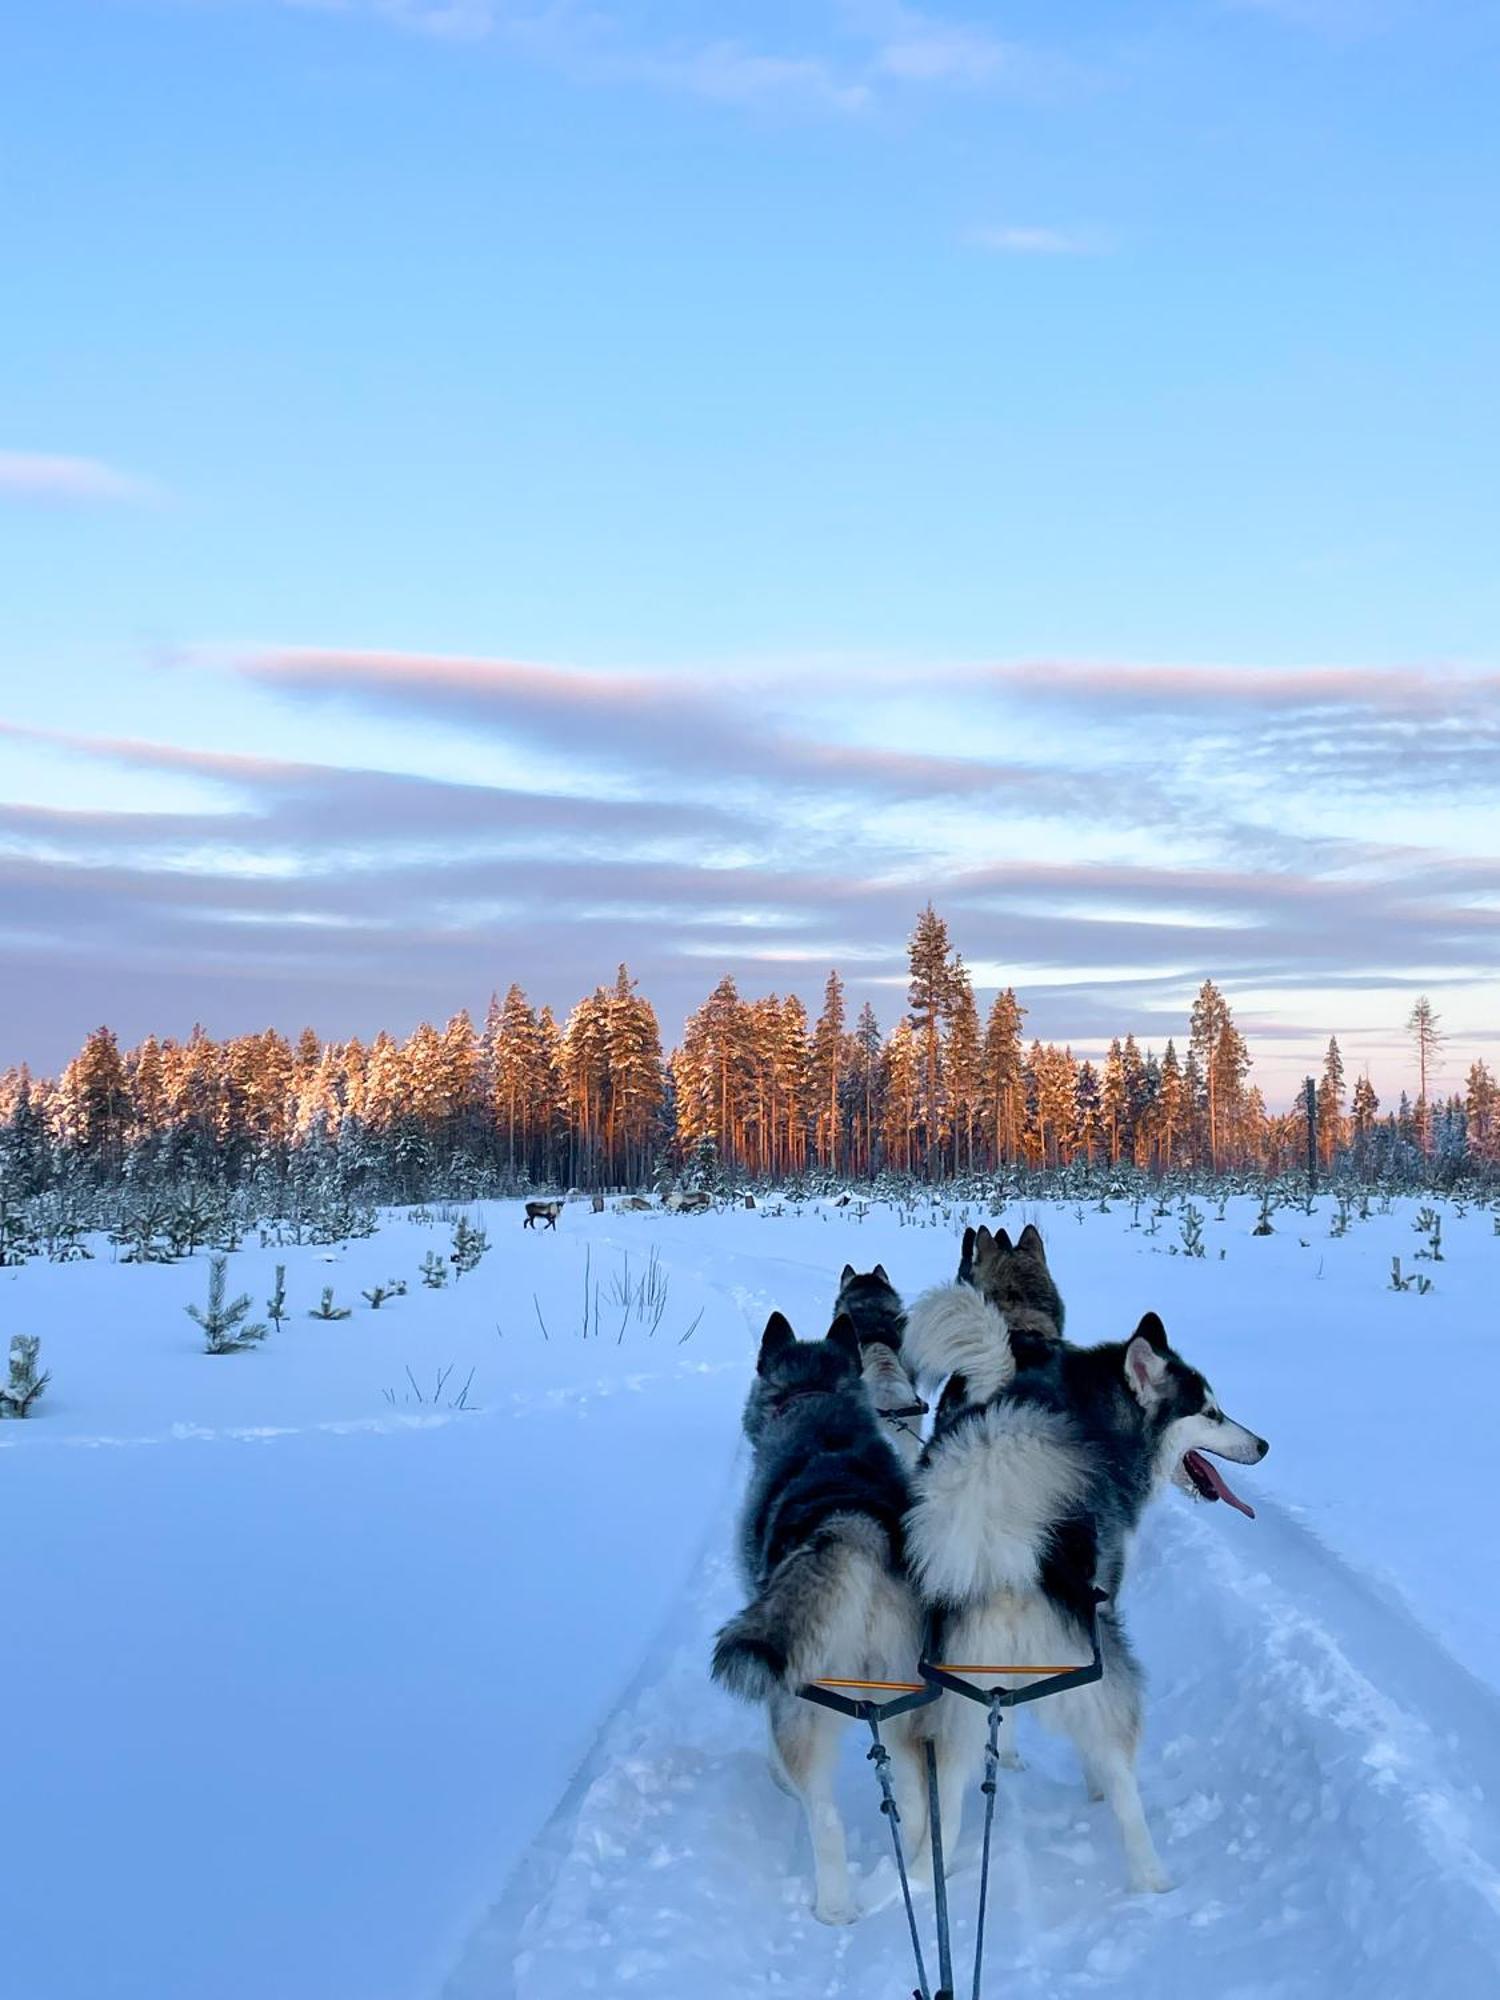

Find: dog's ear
873;1263;889;1284
1018;1223;1045;1260
1133;1311;1169;1353
993;1227;1014;1254
757;1312;796;1374
826;1313;861;1367
840;1263;855;1286
973;1225;994;1257
1124;1330;1169;1409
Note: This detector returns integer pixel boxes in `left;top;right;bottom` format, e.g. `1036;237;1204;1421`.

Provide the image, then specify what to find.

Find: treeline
2;909;1496;1196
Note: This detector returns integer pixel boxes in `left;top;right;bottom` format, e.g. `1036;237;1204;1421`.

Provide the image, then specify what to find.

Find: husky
914;1223;1064;1396
835;1264;928;1466
835;1261;907;1353
859;1340;928;1470
906;1307;1267;1894
522;1200;562;1230
711;1311;929;1924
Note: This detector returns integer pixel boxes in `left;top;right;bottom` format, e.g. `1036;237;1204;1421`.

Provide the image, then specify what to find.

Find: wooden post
1305;1075;1318;1204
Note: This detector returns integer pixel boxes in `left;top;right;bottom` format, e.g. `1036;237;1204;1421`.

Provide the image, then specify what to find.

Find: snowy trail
14;1193;1500;1998
445;1464;1500;2000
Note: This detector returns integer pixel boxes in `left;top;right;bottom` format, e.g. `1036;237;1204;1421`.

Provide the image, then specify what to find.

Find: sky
2;0;1498;1103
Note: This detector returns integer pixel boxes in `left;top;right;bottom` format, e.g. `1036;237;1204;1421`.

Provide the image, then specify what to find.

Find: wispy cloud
623;41;871;113
0;451;158;506
272;0;1052;114
6;649;1496;1089
965;224;1103;256
842;0;1014;85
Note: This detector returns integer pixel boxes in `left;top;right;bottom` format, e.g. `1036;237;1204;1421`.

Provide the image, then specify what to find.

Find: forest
2;909;1493;1204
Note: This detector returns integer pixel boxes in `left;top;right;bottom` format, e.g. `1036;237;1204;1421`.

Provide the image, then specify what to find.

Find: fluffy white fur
923;1594;1169;1895
901;1282;1015;1402
905;1402;1088;1605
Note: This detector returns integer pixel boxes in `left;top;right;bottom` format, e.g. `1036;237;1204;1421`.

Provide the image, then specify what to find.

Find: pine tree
188;1256;268;1354
809;971;846;1172
1407;996;1443;1153
882;1019;920;1172
1189;981;1232;1170
1074;1060;1103;1164
1101;1039;1126;1165
906;905;957;1174
1317;1037;1346;1168
846;1002;884;1176
1156;1040;1186;1170
945;966;982;1174
980;989;1026;1167
59;1026;131;1171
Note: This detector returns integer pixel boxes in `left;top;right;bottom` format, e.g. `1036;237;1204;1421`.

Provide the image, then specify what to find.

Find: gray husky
837;1263;928;1468
711;1311;929;1924
904;1297;1267;1894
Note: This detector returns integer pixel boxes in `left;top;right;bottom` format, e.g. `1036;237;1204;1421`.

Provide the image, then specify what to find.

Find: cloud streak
0;451;157;506
5;645;1497;1093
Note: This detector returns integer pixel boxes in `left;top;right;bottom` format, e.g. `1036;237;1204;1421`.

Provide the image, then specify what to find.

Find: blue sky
2;0;1497;1099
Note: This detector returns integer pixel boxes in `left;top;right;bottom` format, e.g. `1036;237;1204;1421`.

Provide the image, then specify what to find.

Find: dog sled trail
445;1489;1500;2000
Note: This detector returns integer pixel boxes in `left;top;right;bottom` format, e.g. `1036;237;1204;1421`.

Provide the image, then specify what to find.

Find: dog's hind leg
771;1695;857;1924
1090;1743;1169;1893
882;1717;932;1891
1054;1680;1170;1894
766;1714;797;1797
1078;1750;1106;1803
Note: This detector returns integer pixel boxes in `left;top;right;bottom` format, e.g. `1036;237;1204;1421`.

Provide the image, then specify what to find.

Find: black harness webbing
798;1677;942;2000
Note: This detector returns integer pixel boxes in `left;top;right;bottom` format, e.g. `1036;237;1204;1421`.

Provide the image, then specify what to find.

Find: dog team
711;1223;1269;1925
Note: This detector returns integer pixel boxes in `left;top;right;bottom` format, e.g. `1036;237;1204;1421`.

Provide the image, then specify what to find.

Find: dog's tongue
1185;1449;1256;1519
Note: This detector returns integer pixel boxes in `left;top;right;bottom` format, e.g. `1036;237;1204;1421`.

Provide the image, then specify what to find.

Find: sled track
443;1232;1500;1999
445;1493;1500;2000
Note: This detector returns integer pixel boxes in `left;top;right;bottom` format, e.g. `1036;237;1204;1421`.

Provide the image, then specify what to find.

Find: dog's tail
902;1282;1014;1402
711;1521;886;1702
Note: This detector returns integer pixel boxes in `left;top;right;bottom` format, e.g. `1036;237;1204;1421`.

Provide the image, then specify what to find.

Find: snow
4;1191;1500;1998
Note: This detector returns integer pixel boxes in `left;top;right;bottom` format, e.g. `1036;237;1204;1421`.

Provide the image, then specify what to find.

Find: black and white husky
711;1311;929;1924
904;1293;1268;1893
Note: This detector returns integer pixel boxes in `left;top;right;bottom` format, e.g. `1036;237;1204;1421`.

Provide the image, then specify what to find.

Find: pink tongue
1186;1449;1256;1519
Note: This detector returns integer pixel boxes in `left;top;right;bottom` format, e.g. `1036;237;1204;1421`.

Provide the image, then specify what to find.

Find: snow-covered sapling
1177;1203;1206;1258
0;1334;49;1417
1413;1208;1443;1262
189;1256;268;1353
170;1184;220;1258
419;1251;448;1288
266;1264;288;1331
450;1215;488;1278
362;1279;407;1309
1389;1257;1433;1294
309;1285;352;1321
1253;1188;1275;1236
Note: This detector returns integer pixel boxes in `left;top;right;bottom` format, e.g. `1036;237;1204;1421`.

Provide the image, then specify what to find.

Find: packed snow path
442;1211;1500;2000
8;1193;1500;1998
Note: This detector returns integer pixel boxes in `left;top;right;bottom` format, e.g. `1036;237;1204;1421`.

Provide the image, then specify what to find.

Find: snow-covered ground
5;1190;1500;1999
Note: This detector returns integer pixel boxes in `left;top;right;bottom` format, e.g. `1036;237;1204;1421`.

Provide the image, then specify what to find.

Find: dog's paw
1130;1864;1173;1895
813;1896;859;1927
